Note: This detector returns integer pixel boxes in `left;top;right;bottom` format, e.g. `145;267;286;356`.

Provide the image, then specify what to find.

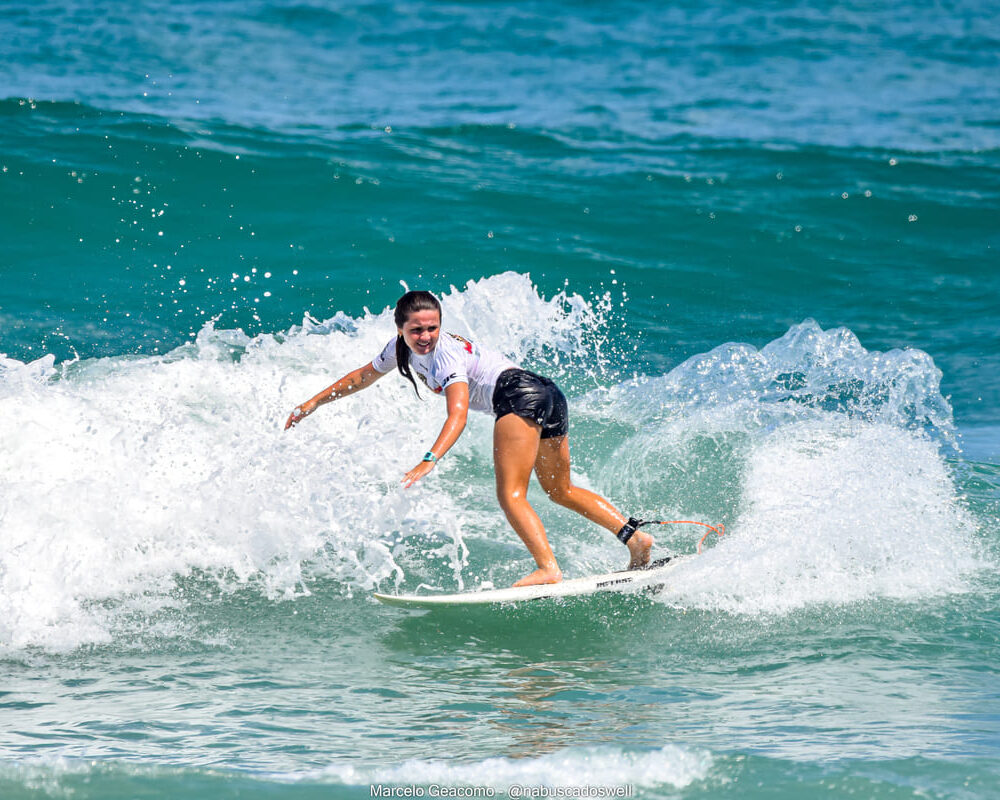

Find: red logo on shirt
418;371;446;393
449;333;474;354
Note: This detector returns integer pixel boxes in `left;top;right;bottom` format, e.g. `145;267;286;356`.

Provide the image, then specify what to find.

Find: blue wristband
422;451;438;463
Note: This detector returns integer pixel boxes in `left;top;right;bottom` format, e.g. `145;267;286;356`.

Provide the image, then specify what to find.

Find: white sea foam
665;418;981;614
0;273;598;652
0;745;713;796
581;320;982;614
284;744;712;790
0;289;984;651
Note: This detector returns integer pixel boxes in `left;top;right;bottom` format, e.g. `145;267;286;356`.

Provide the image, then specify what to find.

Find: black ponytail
396;333;420;397
393;290;442;398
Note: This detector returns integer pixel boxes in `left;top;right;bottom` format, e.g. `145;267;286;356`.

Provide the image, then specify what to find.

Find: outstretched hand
402;460;435;488
284;402;315;430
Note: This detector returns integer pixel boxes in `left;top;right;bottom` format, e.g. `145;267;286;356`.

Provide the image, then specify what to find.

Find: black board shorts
491;368;569;439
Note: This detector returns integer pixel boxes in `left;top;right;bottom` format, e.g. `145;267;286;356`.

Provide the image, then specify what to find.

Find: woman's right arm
284;361;386;429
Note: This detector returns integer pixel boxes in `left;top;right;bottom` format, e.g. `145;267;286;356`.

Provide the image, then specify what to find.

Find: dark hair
394;290;442;397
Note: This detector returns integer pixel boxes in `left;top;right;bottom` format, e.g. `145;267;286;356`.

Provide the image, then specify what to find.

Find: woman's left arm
402;382;469;488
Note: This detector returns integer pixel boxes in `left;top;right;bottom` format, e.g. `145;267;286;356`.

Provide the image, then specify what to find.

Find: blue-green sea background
2;1;999;798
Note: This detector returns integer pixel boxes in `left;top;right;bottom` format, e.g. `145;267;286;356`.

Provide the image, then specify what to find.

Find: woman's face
398;309;441;356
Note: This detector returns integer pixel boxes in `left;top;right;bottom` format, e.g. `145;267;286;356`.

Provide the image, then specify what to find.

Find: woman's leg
534;435;654;569
493;413;563;587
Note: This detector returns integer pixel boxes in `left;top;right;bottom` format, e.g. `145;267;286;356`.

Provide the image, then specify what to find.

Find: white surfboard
373;555;689;608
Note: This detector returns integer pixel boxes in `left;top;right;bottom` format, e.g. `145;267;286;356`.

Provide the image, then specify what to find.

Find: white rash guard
371;332;517;414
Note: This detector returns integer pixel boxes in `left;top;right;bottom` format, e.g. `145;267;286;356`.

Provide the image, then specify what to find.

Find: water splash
579;320;981;614
0;273;601;652
0;298;985;650
588;319;955;440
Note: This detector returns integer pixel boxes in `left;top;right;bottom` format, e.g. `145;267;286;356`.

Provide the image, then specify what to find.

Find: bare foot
627;531;654;570
513;566;563;587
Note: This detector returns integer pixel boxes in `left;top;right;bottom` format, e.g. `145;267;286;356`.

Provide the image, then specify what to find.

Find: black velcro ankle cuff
617;517;643;545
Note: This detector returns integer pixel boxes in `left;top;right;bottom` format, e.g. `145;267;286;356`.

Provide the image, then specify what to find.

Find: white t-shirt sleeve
371;338;398;373
432;337;469;390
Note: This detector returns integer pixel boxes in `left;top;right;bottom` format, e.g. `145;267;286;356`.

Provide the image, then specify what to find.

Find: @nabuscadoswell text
371;786;635;798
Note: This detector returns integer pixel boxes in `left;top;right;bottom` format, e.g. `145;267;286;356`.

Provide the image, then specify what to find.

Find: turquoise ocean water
2;1;999;797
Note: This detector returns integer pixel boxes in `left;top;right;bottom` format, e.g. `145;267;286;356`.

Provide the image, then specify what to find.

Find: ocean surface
2;1;999;798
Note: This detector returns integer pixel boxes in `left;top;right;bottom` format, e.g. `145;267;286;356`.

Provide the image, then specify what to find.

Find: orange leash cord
642;520;726;554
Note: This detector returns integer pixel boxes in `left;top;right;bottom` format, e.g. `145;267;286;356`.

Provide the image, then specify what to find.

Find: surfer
284;290;653;587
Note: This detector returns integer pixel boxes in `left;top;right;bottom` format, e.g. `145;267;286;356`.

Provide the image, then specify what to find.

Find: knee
543;482;575;507
496;486;529;512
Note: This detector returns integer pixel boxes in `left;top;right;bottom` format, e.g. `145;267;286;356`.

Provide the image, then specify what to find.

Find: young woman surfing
284;290;653;587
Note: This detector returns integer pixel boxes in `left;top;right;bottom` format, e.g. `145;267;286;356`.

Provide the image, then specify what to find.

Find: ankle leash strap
616;517;644;545
617;518;727;554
